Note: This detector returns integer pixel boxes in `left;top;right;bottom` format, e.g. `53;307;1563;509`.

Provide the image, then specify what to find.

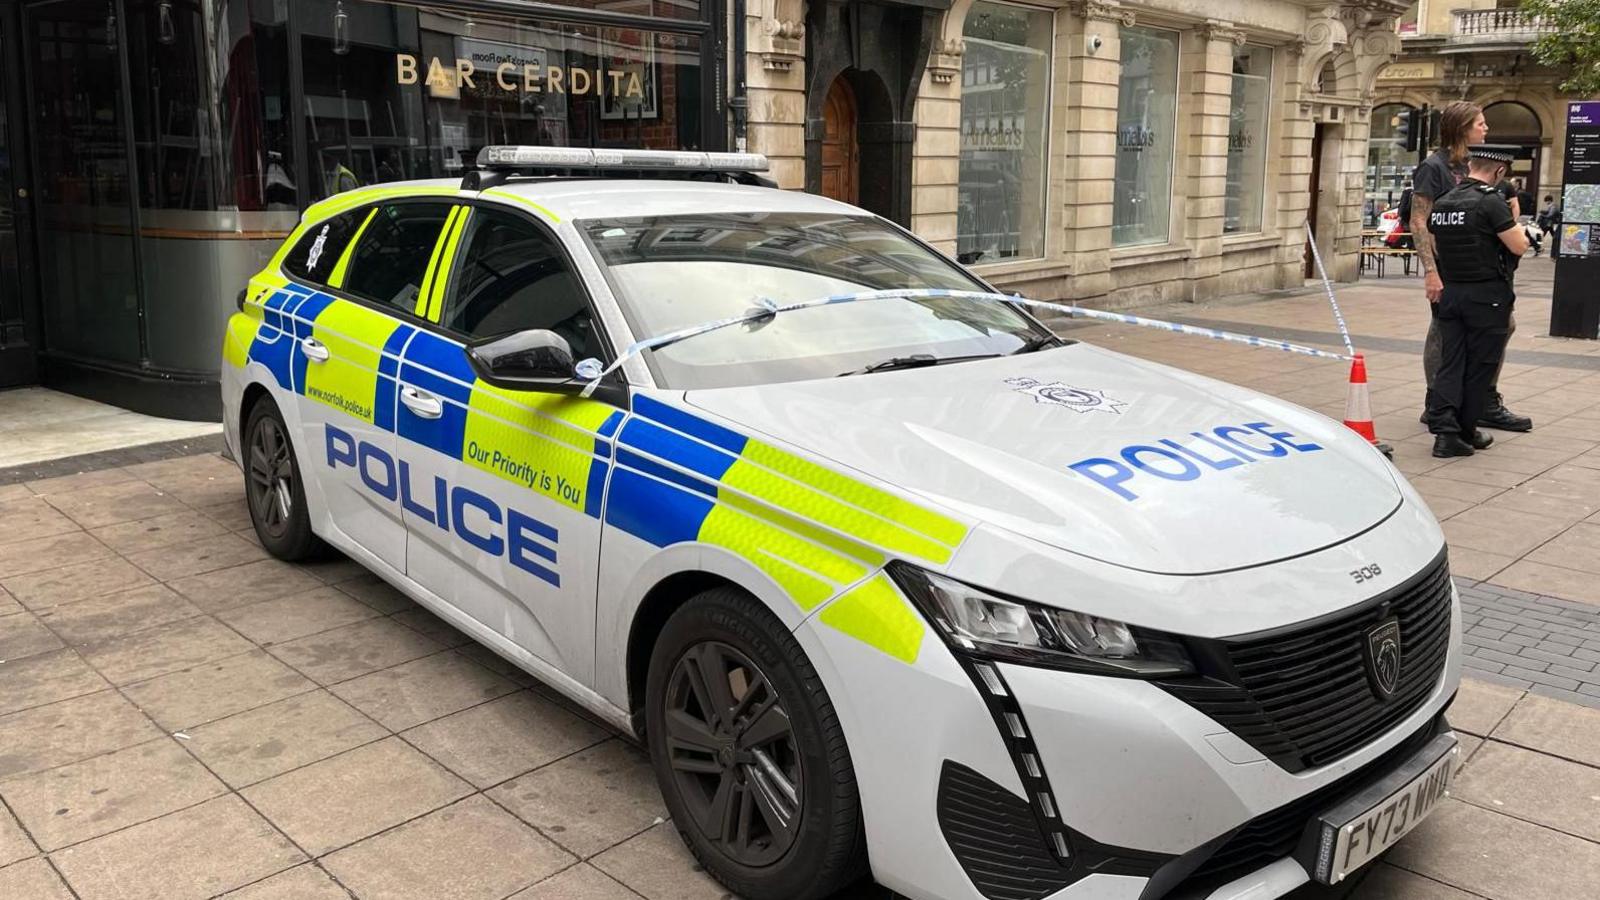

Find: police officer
1424;146;1531;458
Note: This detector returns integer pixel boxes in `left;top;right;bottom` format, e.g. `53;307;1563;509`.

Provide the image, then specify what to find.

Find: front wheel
243;396;327;561
645;587;867;900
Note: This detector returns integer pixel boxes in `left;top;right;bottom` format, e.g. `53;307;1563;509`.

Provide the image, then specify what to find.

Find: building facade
743;0;1410;308
1367;1;1573;226
0;0;729;418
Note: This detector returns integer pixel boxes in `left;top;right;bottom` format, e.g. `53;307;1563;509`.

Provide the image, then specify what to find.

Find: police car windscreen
581;212;1047;389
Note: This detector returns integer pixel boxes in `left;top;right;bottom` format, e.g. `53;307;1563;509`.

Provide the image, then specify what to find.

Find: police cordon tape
1305;221;1358;360
585;287;1356;396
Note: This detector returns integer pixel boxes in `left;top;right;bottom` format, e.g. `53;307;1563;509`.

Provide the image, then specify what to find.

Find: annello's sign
396;53;646;97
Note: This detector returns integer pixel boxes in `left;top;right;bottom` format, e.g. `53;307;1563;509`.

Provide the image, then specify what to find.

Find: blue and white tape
1305;222;1357;359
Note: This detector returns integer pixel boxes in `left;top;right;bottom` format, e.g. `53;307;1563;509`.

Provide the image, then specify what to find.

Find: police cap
1467;144;1518;164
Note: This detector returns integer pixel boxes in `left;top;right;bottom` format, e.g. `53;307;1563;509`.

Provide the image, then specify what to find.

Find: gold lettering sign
395;53;644;98
1376;61;1438;81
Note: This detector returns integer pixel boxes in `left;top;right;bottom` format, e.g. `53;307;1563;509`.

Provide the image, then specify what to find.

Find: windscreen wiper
1009;334;1064;355
836;352;1001;377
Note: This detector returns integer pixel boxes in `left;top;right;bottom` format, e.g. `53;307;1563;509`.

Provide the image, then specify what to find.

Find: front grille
1157;552;1452;774
1164;712;1446;894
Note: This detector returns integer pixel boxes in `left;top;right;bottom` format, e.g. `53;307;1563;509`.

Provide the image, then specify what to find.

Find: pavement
1;256;1599;898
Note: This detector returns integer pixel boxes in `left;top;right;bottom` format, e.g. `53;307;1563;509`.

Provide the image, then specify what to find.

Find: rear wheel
645;587;867;900
243;397;326;561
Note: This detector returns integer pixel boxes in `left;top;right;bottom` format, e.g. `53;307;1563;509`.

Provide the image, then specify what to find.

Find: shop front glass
1112;25;1178;248
1224;44;1269;235
1365;103;1413;227
955;0;1051;266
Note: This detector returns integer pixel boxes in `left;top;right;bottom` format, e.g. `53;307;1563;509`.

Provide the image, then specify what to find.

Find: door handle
400;386;443;419
300;337;330;362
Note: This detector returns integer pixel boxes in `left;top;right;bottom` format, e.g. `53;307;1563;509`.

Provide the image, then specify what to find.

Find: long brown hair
1438;101;1482;163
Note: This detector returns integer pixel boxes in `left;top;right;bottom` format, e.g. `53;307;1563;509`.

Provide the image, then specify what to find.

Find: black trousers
1424;285;1513;436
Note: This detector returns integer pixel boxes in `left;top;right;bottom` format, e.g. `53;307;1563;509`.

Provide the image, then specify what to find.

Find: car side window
441;206;598;359
282;208;367;285
341;202;455;314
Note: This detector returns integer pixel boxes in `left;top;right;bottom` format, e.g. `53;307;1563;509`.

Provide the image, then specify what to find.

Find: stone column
744;1;808;189
1273;40;1316;288
911;23;967;257
1177;20;1244;301
1058;0;1134;302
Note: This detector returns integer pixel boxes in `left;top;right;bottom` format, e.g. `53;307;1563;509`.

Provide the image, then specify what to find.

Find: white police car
221;148;1461;900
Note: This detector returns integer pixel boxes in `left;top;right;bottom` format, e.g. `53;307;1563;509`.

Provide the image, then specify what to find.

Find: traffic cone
1342;354;1390;457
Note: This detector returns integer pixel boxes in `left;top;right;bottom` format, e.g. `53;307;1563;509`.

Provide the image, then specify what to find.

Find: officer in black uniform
1424;145;1530;458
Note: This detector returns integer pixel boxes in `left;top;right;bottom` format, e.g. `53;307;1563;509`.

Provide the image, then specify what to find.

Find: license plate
1304;734;1459;884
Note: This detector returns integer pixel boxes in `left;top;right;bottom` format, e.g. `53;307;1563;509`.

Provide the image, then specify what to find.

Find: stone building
1367;2;1574;225
742;0;1411;305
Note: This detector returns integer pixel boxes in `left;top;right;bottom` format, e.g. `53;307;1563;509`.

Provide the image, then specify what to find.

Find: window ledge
971;257;1074;282
1110;243;1191;268
1222;233;1285;252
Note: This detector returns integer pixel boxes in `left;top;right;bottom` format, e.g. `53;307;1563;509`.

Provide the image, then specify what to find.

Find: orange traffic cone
1343;354;1380;444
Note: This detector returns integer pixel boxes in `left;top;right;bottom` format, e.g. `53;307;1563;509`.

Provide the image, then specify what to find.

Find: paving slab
0;738;225;850
510;864;643;900
266;616;445;685
1450;741;1600;843
219;863;352;900
1488;561;1600;607
1446;678;1524;737
0;532;113;580
0;497;80;545
216;586;381;647
40;479;189;530
489;739;668;859
0;650;107;717
0;690;161;779
184;690;387;789
1386;798;1600;900
0;857;74;899
334;571;419;614
322;795;574;900
241;737;472;856
0;614;63;661
89;511;232;556
0;801;36;867
33;583;202;645
1351;864;1482;899
1491;691;1600;768
590;823;731;900
402;690;610;789
122;648;315;731
126;533;268;581
167;558;326;613
329;650;518;731
78;615;256;685
2;556;157;611
49;794;304;900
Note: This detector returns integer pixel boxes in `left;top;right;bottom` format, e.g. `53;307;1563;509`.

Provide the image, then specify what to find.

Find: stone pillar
1177;20;1243;301
911;11;968;257
1273;40;1316;288
1058;0;1133;302
745;1;808;189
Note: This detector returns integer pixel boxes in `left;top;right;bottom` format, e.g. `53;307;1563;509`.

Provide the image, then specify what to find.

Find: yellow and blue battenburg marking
606;395;969;617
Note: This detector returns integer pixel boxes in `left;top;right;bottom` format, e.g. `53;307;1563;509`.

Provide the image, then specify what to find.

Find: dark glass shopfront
0;0;724;419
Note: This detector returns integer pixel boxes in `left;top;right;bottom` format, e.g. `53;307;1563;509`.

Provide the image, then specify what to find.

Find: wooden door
1305;124;1325;279
821;77;859;205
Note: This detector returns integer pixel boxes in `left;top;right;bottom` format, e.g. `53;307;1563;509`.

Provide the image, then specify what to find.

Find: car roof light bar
476;146;769;173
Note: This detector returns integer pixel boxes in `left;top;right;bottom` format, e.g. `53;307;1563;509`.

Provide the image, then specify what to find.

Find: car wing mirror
466;329;601;394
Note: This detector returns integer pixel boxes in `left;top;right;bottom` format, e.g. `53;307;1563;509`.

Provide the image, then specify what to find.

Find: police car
221;148;1461;900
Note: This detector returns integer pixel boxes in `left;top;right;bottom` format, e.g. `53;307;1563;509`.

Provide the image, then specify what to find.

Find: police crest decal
1005;377;1128;414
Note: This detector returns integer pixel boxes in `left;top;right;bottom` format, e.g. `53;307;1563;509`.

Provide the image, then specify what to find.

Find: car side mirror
466;329;599;393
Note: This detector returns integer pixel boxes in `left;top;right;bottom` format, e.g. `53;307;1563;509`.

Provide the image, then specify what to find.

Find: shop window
1224;45;1271;235
1365;103;1415;227
294;0;704;201
283;208;371;284
441;208;596;356
341;202;455;312
1113;26;1179;248
956;1;1053;265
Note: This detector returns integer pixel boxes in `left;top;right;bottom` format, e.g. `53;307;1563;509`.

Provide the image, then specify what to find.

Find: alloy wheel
248;416;295;539
663;640;804;868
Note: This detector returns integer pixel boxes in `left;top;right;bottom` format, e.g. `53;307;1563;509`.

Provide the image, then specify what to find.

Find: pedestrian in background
1410;101;1533;433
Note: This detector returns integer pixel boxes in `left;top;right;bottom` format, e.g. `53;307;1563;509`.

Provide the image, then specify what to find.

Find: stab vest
1427;181;1509;284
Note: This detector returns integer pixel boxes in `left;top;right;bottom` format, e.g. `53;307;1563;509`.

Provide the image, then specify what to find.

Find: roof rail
461;146;775;190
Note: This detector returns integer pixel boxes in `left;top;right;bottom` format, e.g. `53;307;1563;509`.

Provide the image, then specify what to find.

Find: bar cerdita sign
396;52;647;98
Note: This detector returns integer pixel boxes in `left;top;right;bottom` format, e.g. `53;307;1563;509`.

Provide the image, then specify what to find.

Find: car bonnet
682;343;1404;576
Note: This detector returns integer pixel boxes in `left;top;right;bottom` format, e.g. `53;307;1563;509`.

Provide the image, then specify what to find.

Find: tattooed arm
1411;194;1443;303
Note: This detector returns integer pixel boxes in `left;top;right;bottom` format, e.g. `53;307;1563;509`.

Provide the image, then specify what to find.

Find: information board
1551;101;1600;338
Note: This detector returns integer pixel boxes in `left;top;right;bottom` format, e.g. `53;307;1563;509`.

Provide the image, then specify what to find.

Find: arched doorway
1483;100;1543;199
820;77;859;205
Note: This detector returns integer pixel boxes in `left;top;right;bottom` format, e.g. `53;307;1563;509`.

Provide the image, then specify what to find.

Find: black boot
1479;393;1533;432
1432;434;1476;458
1468;430;1494;450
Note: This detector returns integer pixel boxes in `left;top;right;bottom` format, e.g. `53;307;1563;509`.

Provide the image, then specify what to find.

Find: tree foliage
1521;0;1600;96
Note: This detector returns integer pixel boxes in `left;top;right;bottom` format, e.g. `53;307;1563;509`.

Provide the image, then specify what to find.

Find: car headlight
888;562;1195;677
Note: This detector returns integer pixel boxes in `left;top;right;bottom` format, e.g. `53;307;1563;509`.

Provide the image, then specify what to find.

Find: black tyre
242;397;327;561
645;587;867;900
